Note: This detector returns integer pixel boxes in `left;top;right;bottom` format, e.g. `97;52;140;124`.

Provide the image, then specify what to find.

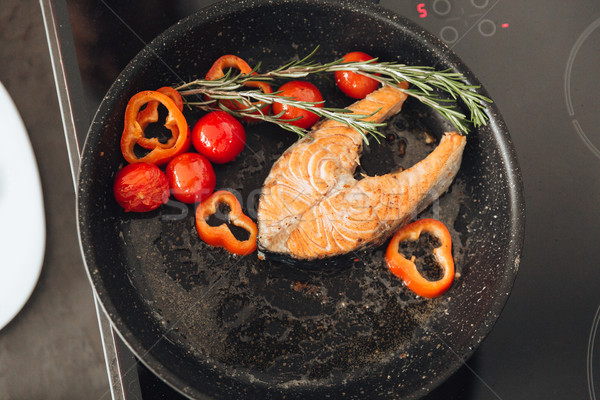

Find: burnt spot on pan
359;98;443;178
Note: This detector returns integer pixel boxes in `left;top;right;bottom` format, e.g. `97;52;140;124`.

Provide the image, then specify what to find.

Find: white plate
0;82;45;331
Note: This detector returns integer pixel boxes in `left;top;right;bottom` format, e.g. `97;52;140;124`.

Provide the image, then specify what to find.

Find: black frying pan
78;0;525;398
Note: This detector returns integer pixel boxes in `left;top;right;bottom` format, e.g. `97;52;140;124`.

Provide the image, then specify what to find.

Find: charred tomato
113;162;170;212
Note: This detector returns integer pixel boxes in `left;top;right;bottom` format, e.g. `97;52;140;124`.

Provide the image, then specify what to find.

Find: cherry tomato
191;111;246;164
166;153;216;204
113;163;170;212
272;81;324;129
334;51;380;99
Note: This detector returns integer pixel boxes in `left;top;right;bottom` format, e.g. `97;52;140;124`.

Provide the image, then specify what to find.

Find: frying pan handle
94;296;135;400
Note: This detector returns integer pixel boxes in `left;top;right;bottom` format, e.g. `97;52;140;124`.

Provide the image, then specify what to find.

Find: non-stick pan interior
78;1;524;398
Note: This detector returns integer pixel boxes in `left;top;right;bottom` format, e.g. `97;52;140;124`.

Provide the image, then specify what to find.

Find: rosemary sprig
298;61;492;133
181;85;386;144
175;49;492;140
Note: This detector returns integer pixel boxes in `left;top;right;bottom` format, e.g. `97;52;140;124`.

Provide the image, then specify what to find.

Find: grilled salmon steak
257;83;466;260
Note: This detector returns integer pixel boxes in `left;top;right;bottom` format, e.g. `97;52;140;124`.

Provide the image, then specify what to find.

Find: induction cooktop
42;0;600;399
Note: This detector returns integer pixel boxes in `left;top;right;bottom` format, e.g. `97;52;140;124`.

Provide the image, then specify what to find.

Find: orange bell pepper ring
385;218;455;298
195;190;258;256
136;86;184;149
120;90;190;165
205;55;272;119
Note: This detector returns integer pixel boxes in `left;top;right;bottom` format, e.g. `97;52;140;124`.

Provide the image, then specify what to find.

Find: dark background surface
0;0;108;399
1;0;599;399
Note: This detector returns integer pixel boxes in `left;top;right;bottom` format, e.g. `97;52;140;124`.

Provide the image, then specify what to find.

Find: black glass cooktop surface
53;0;600;398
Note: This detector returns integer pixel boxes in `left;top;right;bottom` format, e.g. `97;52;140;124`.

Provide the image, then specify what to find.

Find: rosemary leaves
175;49;492;143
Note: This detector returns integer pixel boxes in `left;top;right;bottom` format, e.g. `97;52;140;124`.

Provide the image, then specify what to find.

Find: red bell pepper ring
120;90;190;165
385;218;455;298
205;55;272;119
136;86;184;149
195;190;258;256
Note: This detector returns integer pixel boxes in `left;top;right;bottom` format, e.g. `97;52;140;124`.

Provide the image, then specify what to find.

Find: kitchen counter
0;0;107;398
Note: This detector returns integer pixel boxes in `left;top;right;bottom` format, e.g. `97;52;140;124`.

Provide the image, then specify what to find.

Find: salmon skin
257;83;466;260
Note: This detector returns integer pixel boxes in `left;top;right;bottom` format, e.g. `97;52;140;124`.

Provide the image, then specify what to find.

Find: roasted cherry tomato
166;153;216;204
335;51;380;99
191;111;246;164
113;163;170;212
272;80;324;129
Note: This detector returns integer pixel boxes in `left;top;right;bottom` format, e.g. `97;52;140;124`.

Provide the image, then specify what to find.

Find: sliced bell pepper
195;190;257;256
136;86;184;149
120;90;190;165
385;218;455;298
205;55;272;119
